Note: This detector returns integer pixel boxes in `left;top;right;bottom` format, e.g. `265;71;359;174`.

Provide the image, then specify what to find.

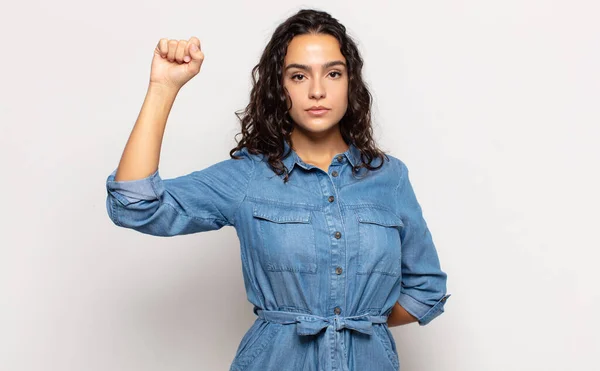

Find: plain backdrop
2;1;599;370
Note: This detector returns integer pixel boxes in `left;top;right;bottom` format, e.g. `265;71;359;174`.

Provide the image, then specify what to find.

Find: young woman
106;8;450;371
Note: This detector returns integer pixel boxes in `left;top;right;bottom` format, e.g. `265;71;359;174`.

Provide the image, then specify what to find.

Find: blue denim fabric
105;140;450;371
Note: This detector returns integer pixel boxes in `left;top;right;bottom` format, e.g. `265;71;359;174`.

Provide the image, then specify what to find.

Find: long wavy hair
229;8;388;183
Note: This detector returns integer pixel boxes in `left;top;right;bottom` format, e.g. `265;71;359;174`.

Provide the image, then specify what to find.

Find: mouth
306;108;330;116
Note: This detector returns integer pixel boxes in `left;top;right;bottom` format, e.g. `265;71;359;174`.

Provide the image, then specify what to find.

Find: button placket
320;158;346;334
330;155;342;179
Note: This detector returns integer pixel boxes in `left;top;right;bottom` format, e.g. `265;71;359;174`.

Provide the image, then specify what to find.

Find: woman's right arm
113;83;178;182
106;37;255;236
105;150;255;236
115;36;204;182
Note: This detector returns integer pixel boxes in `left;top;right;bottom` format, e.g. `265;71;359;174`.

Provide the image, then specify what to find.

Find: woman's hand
387;302;418;327
149;36;204;91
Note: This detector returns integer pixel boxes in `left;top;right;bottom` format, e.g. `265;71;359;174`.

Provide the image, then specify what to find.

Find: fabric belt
255;308;389;371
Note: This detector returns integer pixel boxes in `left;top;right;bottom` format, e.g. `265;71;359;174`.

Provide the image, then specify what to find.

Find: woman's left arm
387;302;418;327
393;159;451;326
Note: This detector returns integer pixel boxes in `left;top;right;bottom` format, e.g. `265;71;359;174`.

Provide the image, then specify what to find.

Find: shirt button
336;155;343;162
331;170;338;177
334;231;342;239
335;267;343;275
334;306;341;315
328;195;335;203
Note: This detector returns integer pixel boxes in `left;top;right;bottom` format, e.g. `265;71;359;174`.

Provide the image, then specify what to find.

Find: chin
301;123;338;133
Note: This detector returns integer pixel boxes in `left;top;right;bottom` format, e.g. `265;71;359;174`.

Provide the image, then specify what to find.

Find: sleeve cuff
105;168;165;206
397;292;451;326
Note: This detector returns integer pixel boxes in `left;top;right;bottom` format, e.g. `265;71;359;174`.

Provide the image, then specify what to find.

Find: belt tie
255;308;389;371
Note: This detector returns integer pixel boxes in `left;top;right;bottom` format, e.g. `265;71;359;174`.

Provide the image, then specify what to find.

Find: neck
289;125;349;164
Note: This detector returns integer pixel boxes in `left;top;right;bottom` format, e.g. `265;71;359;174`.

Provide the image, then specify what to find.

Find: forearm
387;302;418;327
114;83;179;181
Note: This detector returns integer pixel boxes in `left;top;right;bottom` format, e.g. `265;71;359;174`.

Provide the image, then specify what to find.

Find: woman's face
282;33;349;137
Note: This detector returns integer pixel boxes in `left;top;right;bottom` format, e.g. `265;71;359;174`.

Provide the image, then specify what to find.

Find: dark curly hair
229;8;389;183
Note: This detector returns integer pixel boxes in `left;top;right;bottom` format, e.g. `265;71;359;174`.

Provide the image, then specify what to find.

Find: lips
307;108;330;116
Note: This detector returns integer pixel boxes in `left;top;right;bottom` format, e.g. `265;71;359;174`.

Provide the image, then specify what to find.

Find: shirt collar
282;139;361;174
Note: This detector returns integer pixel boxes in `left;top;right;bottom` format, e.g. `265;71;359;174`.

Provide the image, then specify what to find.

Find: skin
282;33;417;327
387;303;419;327
282;33;350;172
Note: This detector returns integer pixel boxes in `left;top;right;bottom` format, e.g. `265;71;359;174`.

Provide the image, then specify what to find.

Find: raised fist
149;36;204;90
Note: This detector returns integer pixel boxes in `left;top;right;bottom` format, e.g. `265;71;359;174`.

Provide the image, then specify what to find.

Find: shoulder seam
230;155;256;226
203;188;230;225
394;158;408;192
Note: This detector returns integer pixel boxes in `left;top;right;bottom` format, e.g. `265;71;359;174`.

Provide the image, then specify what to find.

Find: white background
2;1;598;370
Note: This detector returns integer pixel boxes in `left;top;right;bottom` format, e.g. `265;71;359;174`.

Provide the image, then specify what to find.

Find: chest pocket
252;203;317;274
355;208;404;276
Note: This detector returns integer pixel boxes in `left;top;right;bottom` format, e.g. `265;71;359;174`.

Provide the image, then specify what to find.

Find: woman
106;8;450;371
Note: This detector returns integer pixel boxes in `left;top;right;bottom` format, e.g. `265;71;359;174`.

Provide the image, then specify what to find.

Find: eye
291;74;305;81
290;71;342;82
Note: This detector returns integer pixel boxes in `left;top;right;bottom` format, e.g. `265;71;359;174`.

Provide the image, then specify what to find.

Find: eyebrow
284;60;347;72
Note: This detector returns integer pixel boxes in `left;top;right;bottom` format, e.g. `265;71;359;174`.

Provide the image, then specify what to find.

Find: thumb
188;42;204;66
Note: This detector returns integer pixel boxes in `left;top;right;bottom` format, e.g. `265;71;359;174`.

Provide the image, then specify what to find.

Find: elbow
105;192;163;234
397;292;451;326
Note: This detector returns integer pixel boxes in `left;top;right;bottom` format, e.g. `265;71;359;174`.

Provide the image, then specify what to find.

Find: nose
309;78;326;100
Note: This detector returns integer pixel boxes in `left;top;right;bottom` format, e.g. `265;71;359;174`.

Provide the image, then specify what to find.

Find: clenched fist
150;36;204;91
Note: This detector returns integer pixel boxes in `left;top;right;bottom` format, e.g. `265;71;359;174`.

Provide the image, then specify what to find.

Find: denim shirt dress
105;140;450;371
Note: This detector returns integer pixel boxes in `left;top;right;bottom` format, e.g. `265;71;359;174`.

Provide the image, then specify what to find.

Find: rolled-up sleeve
395;160;450;326
105;149;255;236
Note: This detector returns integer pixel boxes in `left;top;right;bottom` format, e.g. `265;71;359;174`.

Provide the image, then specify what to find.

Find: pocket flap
356;208;403;227
252;204;312;223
